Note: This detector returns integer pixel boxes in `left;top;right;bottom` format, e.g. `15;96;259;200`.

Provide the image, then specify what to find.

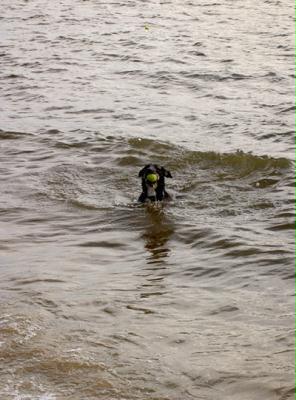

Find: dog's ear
161;167;172;178
138;166;148;178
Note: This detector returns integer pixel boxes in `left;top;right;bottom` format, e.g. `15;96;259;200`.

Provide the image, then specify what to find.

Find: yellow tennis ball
146;173;158;183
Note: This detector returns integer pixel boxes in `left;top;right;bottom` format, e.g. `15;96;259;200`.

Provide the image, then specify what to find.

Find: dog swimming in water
138;164;172;203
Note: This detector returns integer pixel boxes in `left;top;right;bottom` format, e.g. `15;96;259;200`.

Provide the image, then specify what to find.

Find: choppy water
0;0;295;399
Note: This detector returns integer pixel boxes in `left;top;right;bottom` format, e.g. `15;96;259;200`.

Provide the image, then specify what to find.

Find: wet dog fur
138;164;172;203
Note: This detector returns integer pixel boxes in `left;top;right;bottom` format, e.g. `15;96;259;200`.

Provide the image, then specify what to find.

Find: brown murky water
0;0;294;399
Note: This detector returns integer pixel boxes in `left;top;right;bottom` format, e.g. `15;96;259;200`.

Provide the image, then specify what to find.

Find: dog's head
138;164;172;201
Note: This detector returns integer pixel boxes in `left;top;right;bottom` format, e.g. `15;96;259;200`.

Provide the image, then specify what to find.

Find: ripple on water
0;0;294;398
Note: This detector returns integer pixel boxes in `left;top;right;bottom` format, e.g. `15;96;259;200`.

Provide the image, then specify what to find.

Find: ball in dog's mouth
145;173;159;198
145;173;158;185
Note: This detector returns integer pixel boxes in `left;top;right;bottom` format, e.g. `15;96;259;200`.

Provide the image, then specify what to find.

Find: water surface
0;0;295;399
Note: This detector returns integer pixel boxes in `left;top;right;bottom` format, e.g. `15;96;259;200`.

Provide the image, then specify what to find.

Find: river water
0;0;295;399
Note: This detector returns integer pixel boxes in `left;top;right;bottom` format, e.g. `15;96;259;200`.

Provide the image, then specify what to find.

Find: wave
0;129;31;140
127;137;291;175
1;128;292;183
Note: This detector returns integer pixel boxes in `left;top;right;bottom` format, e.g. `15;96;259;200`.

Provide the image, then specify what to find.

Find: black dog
138;164;172;203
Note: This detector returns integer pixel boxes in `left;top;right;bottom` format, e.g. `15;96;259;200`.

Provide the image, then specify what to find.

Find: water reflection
136;205;175;299
141;205;174;266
